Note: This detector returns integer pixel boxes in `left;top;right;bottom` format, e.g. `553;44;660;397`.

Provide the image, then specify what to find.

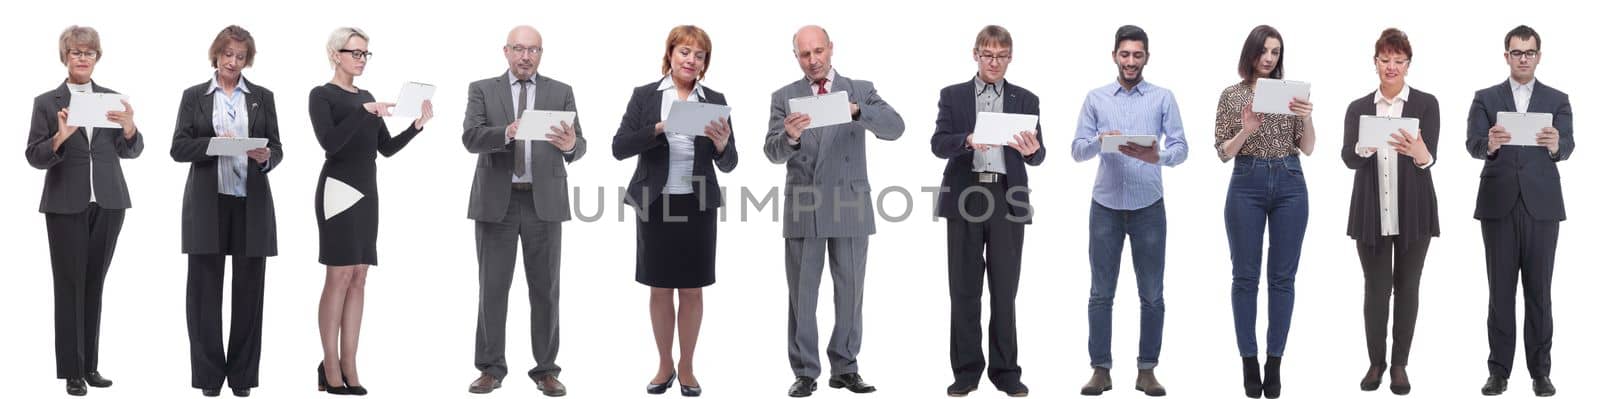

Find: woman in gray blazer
24;25;144;397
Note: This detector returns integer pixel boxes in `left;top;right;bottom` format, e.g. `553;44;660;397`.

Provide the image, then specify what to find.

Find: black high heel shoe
646;371;676;394
318;362;356;395
340;368;367;396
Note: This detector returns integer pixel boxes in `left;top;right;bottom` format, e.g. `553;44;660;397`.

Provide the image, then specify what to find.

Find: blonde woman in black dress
308;26;432;395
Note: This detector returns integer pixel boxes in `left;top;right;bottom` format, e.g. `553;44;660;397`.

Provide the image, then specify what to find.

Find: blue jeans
1224;155;1309;358
1087;199;1165;370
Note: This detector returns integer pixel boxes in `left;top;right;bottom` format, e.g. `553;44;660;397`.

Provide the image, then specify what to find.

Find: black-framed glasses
1508;49;1540;60
506;45;543;56
67;49;100;60
339;49;373;60
977;54;1012;64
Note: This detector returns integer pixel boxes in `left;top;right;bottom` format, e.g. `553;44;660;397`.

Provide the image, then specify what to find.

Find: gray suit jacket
764;72;904;238
26;81;145;214
463;73;586;223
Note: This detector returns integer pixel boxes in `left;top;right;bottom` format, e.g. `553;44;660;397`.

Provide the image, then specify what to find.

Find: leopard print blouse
1214;82;1306;161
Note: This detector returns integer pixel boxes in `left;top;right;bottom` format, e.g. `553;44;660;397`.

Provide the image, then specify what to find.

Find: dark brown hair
1237;25;1283;81
1374;28;1412;59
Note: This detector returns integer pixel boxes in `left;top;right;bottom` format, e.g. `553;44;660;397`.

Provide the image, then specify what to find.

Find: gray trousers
475;193;562;380
786;236;868;378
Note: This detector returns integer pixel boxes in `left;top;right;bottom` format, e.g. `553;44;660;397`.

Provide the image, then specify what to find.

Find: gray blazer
764;72;904;238
26;81;144;214
463;73;586;223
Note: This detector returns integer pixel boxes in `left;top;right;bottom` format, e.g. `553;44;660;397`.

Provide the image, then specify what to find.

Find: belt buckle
976;172;999;184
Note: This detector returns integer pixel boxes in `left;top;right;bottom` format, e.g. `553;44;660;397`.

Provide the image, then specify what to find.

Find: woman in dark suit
168;25;282;398
24;25;143;397
1341;28;1440;396
612;25;737;397
308;26;432;395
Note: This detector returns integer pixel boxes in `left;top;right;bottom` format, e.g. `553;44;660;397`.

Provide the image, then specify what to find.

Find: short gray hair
325;27;368;69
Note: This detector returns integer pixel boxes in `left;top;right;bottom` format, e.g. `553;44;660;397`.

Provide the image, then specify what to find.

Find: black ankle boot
1243;356;1263;398
1263;356;1282;398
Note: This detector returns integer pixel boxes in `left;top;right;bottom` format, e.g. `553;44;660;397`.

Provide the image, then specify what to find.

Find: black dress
307;83;421;266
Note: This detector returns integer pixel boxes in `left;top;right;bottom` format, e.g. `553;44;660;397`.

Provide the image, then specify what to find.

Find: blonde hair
325;27;369;69
58;25;102;65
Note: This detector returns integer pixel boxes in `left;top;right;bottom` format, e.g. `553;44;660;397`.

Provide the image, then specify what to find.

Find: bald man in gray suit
766;25;904;398
462;26;584;397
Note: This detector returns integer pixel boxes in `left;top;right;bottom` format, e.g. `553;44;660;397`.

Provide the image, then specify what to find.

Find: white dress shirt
67;81;97;203
508;72;536;184
209;75;251;197
1511;77;1536;113
658;77;705;195
1371;85;1430;237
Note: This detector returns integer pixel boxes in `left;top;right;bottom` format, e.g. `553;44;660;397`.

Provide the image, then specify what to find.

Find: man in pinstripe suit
766;25;904;398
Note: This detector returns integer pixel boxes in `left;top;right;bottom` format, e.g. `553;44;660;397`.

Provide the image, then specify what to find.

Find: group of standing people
24;21;1571;399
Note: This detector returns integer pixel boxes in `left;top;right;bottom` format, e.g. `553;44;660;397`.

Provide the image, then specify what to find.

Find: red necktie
814;78;828;95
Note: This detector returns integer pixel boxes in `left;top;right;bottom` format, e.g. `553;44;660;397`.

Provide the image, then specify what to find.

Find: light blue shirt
208;74;251;197
1071;80;1188;210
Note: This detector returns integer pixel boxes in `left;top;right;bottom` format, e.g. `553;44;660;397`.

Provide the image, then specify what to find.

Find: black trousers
186;195;267;389
45;203;125;379
946;179;1025;389
1356;236;1431;367
1482;198;1558;378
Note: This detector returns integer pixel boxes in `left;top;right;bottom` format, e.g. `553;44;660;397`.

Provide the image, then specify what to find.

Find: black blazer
1465;79;1574;221
25;81;144;214
612;79;738;209
930;79;1046;222
169;78;283;257
1341;88;1441;245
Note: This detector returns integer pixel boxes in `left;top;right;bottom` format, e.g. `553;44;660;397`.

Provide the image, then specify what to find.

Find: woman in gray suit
24;25;144;397
613;25;737;397
169;25;283;398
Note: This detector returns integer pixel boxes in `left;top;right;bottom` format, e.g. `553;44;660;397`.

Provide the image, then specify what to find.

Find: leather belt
976;172;1002;184
511;182;533;191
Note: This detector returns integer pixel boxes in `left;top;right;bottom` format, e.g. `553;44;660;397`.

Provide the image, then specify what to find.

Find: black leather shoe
85;371;113;388
1242;357;1263;398
1533;377;1556;397
789;376;818;397
828;373;876;393
1081;367;1112;395
646;372;676;395
1262;356;1282;399
1390;367;1411;395
946;381;978;397
681;383;702;397
1481;376;1508;396
1360;364;1385;391
232;387;251;397
999;382;1030;397
66;378;88;396
202;388;222;397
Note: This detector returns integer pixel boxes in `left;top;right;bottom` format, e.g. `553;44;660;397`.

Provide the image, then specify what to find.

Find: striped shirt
1070;80;1189;210
208;75;250;197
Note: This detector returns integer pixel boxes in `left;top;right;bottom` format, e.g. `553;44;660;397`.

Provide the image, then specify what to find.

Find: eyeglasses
1375;57;1410;66
506;45;543;56
338;49;373;60
1508;49;1540;60
67;49;99;60
977;54;1012;64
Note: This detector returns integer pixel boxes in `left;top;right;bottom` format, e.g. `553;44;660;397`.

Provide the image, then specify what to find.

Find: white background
0;0;1593;398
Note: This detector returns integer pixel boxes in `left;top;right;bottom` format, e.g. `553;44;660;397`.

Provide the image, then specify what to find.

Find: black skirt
635;194;717;288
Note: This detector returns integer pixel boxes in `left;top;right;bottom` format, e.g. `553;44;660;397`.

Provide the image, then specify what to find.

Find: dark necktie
516;80;532;178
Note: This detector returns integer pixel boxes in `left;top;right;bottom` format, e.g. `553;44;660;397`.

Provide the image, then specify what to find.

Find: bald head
504;25;543;80
792;25;834;81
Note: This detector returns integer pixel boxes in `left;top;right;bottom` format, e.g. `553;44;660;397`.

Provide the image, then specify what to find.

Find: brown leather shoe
1136;368;1167;397
535;375;567;397
469;373;501;394
1081;367;1112;395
